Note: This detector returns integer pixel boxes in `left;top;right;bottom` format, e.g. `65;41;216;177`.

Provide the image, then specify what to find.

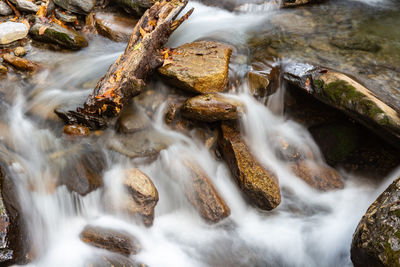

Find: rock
80;225;140;256
181;93;244;122
116;104;151;134
94;11;138;42
351;176;400;267
55;9;78;23
53;0;95;14
183;160;230;223
283;63;400;146
9;0;38;12
288;161;344;191
281;0;316;7
30;21;88;50
247;64;279;98
272;136;314;162
0;0;12;15
3;54;39;72
0;65;7;75
269;13;316;35
85;254;143;267
330;36;381;53
122;168;159;226
63;124;90;136
0;22;29;45
13;47;26;57
158;41;232;94
108;129;174;159
114;0;156;15
218;122;281;210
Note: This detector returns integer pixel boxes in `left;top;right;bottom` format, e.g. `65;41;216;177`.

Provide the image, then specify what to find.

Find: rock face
288;161;344;191
80;225;140;255
3;54;39;72
158;41;232;94
181;93;243;122
9;0;38;12
218;122;281;210
351;177;400;267
95;11;138;42
122;168;159;226
0;1;12;16
0;22;29;45
30;21;88;50
114;0;156;15
53;0;95;14
283;63;400;145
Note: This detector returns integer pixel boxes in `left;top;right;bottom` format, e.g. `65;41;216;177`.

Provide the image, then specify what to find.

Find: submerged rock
218;122;281;210
3;54;39;72
81;225;140;256
158;41;232;94
351;176;400;267
85;253;143;267
63;124;90;136
122;168;159;226
0;22;29;45
95;11;138;42
53;0;95;14
330;36;381;53
30;21;88;49
114;0;156;15
116;104;151;134
9;0;38;12
0;0;12;16
181;93;244;122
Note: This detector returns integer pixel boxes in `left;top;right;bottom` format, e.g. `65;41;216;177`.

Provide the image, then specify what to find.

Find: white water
0;1;397;267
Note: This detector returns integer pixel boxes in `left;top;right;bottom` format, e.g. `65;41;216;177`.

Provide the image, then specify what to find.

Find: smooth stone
0;22;29;45
53;0;95;14
0;0;12;15
94;11;137;42
3;54;39;72
9;0;38;12
247;63;279;98
55;9;78;23
63;124;90;136
13;47;26;57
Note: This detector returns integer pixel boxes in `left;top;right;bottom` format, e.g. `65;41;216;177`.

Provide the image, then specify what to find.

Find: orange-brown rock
3;54;39;72
289;161;344;191
181;93;244;122
158;41;232;94
63;124;90;136
95;11;138;42
218;122;281;210
247;64;279;98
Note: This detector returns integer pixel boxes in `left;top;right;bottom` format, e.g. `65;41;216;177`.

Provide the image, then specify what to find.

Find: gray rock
0;0;12;15
114;0;156;15
53;0;95;14
0;22;29;45
55;9;78;23
9;0;38;12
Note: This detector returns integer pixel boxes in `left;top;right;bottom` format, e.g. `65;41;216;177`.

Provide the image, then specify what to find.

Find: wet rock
158;41;232;94
218;122;281;210
283;63;400;145
351;176;400;267
181;93;244;122
272;136;314;162
85;253;143;267
330;36;381;53
9;0;38;12
3;54;39;72
30;21;88;50
289;161;344;191
269;13;316;34
80;225;140;256
183;160;231;223
53;0;95;14
0;0;12;15
0;65;7;75
116;104;151;134
108;129;174;159
55;9;78;23
114;0;156;15
13;47;26;57
247;63;279;98
122;168;159;226
63;124;90;136
94;11;138;42
0;22;29;45
281;0;317;7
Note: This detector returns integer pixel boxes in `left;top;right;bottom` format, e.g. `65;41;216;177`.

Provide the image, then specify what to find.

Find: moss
391;209;400;218
385;241;400;266
313;79;324;89
394;230;400;239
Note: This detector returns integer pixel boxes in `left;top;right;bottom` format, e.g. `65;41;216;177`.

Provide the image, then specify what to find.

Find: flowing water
0;0;399;266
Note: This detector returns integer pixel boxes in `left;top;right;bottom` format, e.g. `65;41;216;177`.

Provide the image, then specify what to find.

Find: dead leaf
133;42;141;51
139;26;147;38
36;5;47;18
149;20;157;27
38;25;48;35
162;58;173;67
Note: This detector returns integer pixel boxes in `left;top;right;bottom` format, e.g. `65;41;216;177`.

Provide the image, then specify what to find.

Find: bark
57;0;193;129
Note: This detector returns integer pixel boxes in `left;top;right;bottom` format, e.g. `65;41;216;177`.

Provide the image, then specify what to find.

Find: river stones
2;54;39;72
30;21;88;50
218;122;281;210
9;0;38;12
288;161;344;191
269;13;316;35
247;63;279;99
281;0;316;7
122;168;159;226
63;124;90;136
85;253;143;267
158;41;232;94
0;0;12;15
0;65;7;75
283;63;400;146
55;9;78;23
13;47;26;57
80;225;140;256
329;36;381;53
116;104;151;134
351;176;400;267
114;0;156;15
0;22;29;45
181;93;244;122
53;0;95;14
94;11;138;42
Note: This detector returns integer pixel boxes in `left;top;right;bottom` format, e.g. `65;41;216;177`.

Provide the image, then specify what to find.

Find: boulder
158;41;232;94
0;22;29;45
116;104;151;133
80;225;140;256
283;63;400;146
3;54;39;72
0;0;12;15
181;93;244;122
218;122;281;210
122;168;159;226
30;21;88;50
9;0;38;12
114;0;156;15
351;176;400;267
288;161;344;191
94;11;138;42
53;0;95;14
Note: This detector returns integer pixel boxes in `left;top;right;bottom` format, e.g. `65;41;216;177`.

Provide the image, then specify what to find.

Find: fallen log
57;0;193;129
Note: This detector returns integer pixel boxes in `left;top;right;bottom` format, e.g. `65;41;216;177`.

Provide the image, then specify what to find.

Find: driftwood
57;0;193;129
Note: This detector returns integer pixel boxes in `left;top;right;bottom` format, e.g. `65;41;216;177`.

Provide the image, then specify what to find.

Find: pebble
13;47;26;57
0;65;7;75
